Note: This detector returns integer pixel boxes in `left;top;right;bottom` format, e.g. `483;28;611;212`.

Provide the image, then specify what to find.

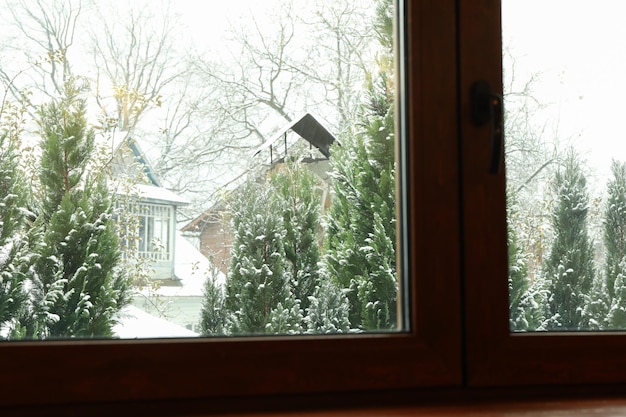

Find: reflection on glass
505;1;626;331
0;0;400;339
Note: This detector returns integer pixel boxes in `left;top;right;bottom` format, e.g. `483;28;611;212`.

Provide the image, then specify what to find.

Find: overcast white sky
502;0;626;190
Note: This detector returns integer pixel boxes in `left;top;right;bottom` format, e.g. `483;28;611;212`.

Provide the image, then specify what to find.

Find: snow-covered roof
113;305;198;338
107;130;162;187
135;183;189;206
106;130;189;206
111;182;188;206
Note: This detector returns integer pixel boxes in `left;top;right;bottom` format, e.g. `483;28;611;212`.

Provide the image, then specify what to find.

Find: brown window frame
461;0;626;387
0;0;463;408
9;0;623;411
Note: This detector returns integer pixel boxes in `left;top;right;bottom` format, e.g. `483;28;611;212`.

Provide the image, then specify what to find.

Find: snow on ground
167;233;226;296
131;233;227;331
133;232;226;298
113;305;198;338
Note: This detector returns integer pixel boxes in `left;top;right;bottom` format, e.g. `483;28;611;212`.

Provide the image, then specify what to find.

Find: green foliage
323;0;397;331
0;136;27;242
514;279;548;331
358;212;396;330
374;0;394;54
324;79;397;330
603;160;626;329
224;179;292;334
199;273;227;336
269;161;322;314
304;278;350;334
25;82;131;338
608;262;626;328
0;130;30;335
219;160;328;335
508;210;530;330
604;160;626;295
38;83;95;217
544;150;596;330
265;300;303;335
507;190;547;331
583;273;610;330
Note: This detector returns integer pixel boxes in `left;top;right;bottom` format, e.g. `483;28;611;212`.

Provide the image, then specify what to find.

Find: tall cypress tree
323;0;397;331
507;189;548;331
604;160;626;328
0;128;30;337
200;273;227;336
215;162;323;335
269;161;321;315
324;95;397;330
224;179;293;334
27;81;131;338
544;150;595;330
508;191;531;330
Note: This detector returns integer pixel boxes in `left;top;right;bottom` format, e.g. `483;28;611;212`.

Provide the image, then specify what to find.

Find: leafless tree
503;51;557;194
0;0;384;220
192;1;307;150
181;0;379;203
296;0;377;134
0;0;87;117
137;71;254;220
502;47;565;283
86;1;238;217
89;1;181;132
193;0;378;145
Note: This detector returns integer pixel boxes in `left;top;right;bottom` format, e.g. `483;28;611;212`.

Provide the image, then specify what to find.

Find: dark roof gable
253;113;338;161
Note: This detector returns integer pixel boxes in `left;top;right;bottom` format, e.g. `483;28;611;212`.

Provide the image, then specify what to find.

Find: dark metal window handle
470;80;503;174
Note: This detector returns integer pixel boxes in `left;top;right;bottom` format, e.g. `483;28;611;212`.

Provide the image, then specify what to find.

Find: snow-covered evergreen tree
324;0;397;331
265;300;303;335
508;192;533;330
269;161;321;315
506;189;548;331
324;95;397;330
224;179;295;334
604;160;626;329
608;261;626;329
220;160;327;335
26;81;131;338
544;150;596;330
0;128;30;337
583;273;610;330
304;278;351;334
199;273;228;336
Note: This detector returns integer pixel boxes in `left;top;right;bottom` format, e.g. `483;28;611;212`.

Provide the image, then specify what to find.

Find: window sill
6;387;626;417
224;399;626;417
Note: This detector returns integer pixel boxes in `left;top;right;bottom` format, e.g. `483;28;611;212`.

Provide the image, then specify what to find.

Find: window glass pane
504;0;626;331
0;0;403;339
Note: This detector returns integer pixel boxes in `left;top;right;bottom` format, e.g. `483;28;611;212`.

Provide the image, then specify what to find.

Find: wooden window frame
0;0;463;408
11;0;624;411
460;0;626;387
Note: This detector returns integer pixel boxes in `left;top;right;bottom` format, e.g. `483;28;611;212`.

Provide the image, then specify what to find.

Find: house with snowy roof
108;132;224;334
181;113;338;275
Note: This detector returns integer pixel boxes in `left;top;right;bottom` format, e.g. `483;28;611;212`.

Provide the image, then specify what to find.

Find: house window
135;203;173;262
